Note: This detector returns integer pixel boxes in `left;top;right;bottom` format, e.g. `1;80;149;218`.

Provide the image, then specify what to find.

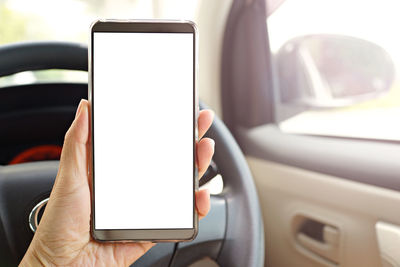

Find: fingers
197;137;215;178
57;99;90;186
195;189;211;219
196;111;213;219
198;110;214;140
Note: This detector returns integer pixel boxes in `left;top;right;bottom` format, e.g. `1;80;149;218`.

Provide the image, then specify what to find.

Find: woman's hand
20;99;215;267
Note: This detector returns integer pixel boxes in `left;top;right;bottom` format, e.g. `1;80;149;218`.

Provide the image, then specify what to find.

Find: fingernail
204;188;210;196
210;139;215;150
75;100;83;118
210;110;215;118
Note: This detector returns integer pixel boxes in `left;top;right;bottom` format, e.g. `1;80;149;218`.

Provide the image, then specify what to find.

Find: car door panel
248;157;400;267
210;0;400;265
237;125;400;191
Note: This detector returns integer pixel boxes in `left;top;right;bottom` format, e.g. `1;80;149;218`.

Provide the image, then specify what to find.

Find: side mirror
276;34;395;108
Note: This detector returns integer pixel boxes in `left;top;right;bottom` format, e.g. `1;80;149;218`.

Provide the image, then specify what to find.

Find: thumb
57;99;90;188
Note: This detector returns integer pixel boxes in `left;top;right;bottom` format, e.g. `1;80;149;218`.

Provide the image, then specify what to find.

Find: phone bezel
88;20;199;242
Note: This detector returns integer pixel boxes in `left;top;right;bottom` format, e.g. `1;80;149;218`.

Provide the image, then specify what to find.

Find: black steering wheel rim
0;41;264;267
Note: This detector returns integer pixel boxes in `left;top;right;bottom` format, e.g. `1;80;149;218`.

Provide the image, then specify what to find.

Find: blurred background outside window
0;0;196;86
268;0;400;141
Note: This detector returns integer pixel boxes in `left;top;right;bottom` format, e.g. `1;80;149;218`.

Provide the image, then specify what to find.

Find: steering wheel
0;42;264;267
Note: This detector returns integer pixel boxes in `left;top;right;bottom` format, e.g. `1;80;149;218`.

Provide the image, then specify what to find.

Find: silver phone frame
88;19;199;242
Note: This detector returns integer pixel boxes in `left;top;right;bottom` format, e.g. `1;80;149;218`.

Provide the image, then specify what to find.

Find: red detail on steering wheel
9;145;62;165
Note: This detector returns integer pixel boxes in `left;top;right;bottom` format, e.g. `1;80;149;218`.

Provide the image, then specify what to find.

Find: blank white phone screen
93;32;194;229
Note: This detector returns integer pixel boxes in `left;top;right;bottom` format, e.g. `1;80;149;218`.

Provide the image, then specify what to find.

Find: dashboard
0;82;87;165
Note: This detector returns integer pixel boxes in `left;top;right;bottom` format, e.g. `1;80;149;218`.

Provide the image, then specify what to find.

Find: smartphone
89;20;198;242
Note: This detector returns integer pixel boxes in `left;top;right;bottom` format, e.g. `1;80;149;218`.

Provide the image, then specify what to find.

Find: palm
41;170;153;266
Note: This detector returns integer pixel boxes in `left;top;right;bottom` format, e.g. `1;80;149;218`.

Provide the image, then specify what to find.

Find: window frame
220;0;400;191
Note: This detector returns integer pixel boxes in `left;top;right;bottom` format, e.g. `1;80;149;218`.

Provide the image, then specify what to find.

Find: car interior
1;0;400;266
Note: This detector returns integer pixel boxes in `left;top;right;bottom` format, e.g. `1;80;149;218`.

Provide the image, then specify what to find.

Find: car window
268;0;400;141
0;0;197;87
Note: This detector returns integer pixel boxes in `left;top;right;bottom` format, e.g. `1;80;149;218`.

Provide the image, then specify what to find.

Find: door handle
296;219;340;264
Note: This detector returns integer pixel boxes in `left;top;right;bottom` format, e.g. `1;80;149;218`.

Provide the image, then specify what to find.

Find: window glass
0;0;197;85
268;0;400;141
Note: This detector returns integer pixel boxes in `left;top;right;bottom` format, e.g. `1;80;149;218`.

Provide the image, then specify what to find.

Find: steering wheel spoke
0;161;58;265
